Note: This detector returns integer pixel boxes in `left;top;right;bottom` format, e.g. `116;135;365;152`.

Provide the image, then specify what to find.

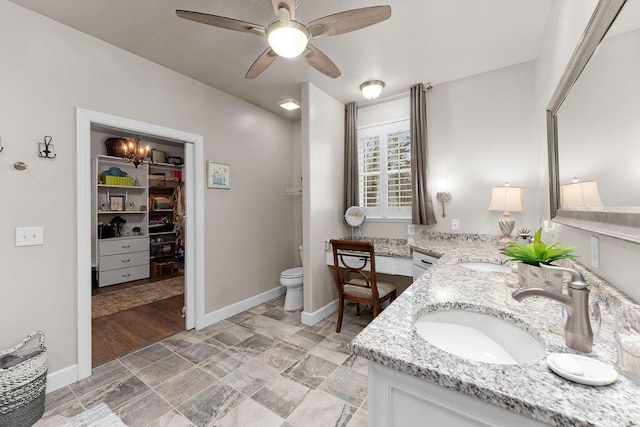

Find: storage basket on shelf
0;331;47;427
102;176;134;186
104;137;130;158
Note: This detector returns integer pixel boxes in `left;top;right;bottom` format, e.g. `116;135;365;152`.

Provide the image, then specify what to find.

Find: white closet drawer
99;265;149;287
99;237;149;256
99;251;150;272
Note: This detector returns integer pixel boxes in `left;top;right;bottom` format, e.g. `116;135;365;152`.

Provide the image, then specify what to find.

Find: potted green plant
501;228;576;290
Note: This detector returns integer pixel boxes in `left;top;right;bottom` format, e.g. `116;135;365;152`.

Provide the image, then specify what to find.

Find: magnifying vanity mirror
547;0;640;242
345;206;366;238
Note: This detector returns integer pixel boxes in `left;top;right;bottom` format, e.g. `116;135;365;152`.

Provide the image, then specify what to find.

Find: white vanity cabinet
326;251;413;277
412;251;438;280
369;362;546;427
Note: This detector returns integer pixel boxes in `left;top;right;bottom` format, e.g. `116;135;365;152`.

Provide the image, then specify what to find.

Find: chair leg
356;303;360;316
336;296;344;333
373;302;379;318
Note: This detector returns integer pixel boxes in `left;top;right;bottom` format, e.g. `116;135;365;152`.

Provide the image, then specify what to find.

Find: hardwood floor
92;274;185;366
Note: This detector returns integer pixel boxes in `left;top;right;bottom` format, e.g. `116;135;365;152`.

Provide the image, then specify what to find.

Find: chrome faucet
512;264;593;353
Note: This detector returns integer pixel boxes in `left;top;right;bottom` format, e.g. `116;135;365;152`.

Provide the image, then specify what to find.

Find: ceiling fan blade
271;0;296;20
302;45;341;79
176;10;264;35
308;6;391;38
245;48;278;79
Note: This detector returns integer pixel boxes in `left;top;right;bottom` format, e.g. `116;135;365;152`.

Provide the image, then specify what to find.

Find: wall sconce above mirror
547;0;640;243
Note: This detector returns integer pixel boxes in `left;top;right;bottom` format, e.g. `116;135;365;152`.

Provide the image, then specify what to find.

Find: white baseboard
46;364;78;393
201;286;286;328
301;299;338;326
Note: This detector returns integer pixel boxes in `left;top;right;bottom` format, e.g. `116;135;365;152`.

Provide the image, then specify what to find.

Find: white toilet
280;246;304;311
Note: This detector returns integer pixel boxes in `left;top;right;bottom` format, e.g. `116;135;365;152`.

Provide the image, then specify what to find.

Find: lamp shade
267;21;309;58
560;180;603;210
488;184;523;213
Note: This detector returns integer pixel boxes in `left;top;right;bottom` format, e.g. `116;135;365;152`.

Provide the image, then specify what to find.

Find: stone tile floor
36;295;374;427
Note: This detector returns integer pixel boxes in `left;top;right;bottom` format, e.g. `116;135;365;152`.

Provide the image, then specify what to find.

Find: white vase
517;263;563;292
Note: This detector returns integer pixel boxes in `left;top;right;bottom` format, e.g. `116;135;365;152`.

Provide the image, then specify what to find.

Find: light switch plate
451;219;460;231
16;227;44;247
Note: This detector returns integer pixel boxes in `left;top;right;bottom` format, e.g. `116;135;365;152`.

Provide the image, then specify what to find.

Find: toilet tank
299;246;304;266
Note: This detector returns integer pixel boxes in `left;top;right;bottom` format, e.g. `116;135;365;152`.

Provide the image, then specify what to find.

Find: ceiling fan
176;0;391;79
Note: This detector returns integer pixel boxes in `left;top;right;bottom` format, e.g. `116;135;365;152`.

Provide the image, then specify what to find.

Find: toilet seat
280;267;303;279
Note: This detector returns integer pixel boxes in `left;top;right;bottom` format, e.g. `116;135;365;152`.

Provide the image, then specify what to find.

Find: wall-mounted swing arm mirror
345;206;366;228
547;0;640;243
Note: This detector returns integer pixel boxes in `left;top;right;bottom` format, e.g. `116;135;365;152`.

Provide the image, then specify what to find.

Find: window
358;119;411;219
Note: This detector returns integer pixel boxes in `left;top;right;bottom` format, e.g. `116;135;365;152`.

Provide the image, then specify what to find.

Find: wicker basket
0;332;47;427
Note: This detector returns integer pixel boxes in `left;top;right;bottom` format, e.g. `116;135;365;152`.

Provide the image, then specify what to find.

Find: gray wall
0;1;294;372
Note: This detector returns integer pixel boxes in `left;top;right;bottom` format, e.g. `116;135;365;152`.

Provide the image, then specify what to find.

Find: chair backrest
330;239;379;300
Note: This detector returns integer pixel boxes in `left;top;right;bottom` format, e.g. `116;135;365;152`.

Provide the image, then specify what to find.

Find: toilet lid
281;267;303;278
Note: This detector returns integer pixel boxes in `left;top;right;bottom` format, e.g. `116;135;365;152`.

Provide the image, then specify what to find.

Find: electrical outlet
407;224;416;235
451;219;460;231
591;236;600;269
16;227;44;247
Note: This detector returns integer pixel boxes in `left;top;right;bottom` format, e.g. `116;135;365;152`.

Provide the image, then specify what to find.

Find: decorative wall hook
38;136;56;159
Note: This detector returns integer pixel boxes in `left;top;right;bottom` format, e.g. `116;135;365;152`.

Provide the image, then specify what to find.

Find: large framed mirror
548;0;640;243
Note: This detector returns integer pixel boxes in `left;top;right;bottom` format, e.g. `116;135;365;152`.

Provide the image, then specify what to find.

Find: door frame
76;108;205;379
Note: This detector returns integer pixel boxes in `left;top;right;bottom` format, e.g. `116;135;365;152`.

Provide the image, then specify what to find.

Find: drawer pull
122;245;131;249
420;260;432;265
122;273;131;277
122;259;131;263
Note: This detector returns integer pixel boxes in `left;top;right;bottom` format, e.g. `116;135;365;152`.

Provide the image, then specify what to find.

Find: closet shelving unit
92;155;150;287
148;162;183;275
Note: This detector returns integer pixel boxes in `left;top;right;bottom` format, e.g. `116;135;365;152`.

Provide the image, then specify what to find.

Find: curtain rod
356;82;433;108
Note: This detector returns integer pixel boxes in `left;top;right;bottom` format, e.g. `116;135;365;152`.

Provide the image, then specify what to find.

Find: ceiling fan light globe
360;80;385;99
267;21;309;58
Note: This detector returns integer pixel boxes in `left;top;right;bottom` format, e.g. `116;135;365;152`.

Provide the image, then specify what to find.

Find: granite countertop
332;236;412;259
350;232;640;426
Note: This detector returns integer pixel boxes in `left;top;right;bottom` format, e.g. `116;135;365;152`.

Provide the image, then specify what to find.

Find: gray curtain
410;84;437;225
344;102;359;212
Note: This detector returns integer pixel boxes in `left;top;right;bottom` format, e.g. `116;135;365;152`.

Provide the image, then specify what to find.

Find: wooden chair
330;239;398;333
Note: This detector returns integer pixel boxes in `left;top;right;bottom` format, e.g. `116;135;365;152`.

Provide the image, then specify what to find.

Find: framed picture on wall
207;161;231;189
109;195;125;212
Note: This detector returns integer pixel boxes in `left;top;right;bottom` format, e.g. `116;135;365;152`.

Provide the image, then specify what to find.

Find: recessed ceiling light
278;98;301;111
360;80;385;99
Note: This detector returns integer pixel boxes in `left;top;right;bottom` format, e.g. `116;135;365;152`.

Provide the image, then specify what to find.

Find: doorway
90;132;187;365
76;108;205;380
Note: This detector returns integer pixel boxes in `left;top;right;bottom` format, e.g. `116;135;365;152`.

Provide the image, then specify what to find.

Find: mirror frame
547;0;640;243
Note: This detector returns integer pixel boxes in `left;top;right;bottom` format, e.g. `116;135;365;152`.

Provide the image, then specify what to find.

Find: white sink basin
415;309;544;364
458;262;512;273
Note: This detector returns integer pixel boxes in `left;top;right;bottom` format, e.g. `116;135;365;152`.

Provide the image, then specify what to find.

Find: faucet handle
540;264;588;289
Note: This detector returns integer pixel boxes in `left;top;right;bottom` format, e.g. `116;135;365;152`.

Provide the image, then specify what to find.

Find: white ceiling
9;0;552;120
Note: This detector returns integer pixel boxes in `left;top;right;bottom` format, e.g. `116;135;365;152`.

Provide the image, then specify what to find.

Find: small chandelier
122;138;149;168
